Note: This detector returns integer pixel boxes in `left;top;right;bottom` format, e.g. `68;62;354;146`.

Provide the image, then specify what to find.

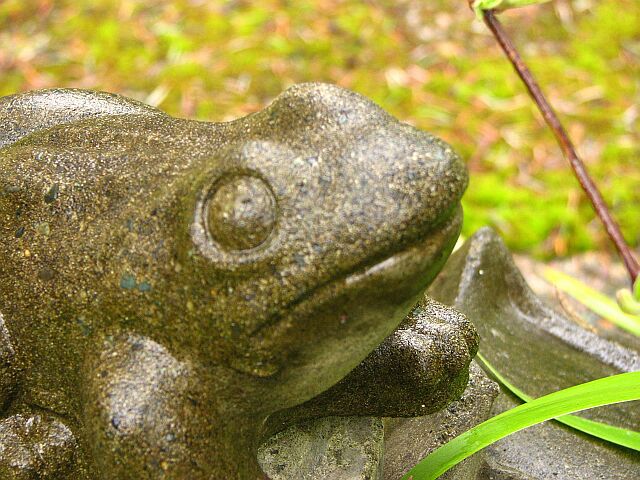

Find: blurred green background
1;0;638;258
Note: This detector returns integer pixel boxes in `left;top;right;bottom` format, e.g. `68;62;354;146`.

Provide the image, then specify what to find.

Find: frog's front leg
82;332;265;480
82;332;206;480
267;298;478;431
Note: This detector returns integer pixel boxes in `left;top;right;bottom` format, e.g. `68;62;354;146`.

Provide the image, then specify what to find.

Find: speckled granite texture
0;84;474;479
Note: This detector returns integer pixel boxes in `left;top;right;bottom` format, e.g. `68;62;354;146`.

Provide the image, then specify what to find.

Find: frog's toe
0;413;77;479
410;297;479;362
378;297;479;414
346;298;477;417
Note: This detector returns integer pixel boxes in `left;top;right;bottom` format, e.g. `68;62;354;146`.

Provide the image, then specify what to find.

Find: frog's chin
284;205;463;324
255;206;463;407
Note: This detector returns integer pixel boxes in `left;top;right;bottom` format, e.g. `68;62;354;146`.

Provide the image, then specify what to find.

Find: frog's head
0;84;467;412
184;83;467;407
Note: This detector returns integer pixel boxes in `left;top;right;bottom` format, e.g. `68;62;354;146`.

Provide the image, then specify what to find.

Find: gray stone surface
383;361;499;480
482;393;640;480
429;227;640;479
513;252;640;353
258;361;499;480
259;416;384;480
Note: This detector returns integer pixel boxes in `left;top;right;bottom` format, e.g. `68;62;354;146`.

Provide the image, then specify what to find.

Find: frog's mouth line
340;206;462;293
250;206;462;337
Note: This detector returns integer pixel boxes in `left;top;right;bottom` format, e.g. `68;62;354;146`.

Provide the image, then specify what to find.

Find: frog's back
0;90;170;303
0;89;226;282
0;90;219;412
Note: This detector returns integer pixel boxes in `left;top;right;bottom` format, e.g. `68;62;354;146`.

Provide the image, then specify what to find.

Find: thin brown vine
474;6;639;285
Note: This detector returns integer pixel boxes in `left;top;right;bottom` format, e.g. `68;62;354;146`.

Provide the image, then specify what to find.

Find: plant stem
480;8;639;284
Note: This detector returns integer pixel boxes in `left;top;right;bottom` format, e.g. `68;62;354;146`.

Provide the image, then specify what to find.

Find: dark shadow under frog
0;83;477;479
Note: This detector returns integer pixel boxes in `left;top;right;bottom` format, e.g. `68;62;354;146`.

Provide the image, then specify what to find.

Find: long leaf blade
403;371;640;480
543;267;640;336
477;353;640;451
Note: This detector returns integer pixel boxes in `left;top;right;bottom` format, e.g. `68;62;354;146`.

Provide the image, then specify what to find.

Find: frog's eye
205;176;276;252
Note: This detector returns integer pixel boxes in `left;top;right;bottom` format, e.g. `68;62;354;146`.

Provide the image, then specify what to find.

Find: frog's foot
379;296;479;414
266;298;478;432
0;413;77;479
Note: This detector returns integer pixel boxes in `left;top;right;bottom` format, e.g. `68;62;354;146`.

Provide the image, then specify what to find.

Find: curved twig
477;8;639;284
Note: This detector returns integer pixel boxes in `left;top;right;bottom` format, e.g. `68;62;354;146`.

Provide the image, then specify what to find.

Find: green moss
0;0;637;257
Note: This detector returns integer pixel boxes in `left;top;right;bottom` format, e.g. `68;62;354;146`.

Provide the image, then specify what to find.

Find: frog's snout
370;126;466;231
277;83;469;244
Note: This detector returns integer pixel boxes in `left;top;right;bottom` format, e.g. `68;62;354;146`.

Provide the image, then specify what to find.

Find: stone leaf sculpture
429;228;640;479
0;83;478;479
258;227;640;480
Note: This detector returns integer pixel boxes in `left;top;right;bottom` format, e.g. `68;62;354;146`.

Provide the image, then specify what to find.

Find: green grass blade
402;371;640;480
617;288;640;316
477;353;640;451
542;267;640;337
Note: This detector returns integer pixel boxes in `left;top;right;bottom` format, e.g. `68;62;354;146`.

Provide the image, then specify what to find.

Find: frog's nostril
205;176;276;252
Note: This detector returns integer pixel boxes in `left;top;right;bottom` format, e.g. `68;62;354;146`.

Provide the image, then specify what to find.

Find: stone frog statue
0;83;477;479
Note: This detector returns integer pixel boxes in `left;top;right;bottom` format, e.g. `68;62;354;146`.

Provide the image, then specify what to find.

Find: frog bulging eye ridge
205;175;276;252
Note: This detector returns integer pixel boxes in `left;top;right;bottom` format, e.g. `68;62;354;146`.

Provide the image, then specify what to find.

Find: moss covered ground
1;0;637;257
